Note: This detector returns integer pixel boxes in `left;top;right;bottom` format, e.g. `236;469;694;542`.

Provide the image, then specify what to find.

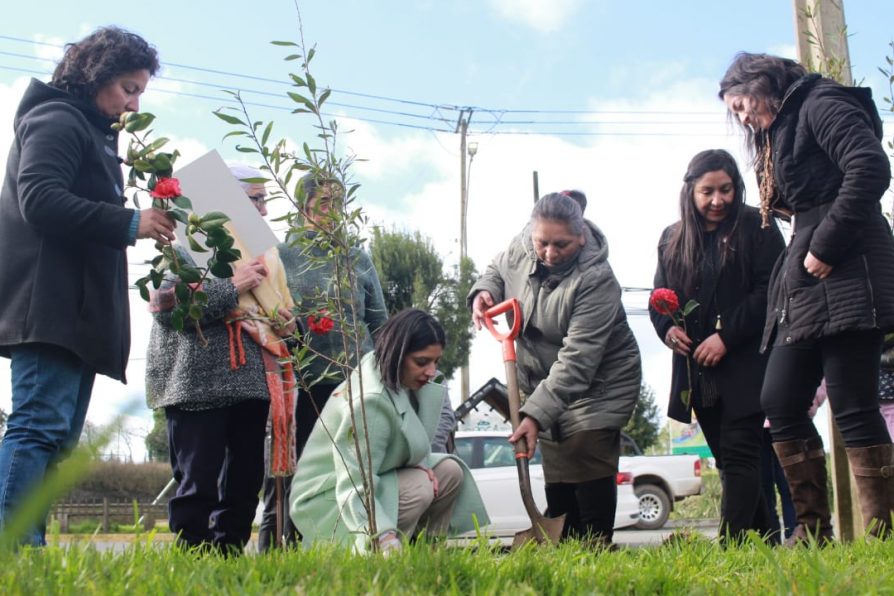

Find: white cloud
0;77;32;177
488;0;585;34
33;34;65;63
767;43;798;60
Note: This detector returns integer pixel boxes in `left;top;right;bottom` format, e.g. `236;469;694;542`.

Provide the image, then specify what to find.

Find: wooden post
102;497;110;533
792;0;862;541
792;0;853;84
275;476;283;549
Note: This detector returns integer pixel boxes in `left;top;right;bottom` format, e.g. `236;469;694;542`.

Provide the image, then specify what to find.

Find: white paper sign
173;150;278;268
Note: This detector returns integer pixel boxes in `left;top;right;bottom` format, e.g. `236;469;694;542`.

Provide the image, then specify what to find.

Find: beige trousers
395;458;463;537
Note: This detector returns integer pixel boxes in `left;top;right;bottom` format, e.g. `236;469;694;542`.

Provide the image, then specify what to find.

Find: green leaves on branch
111;111;155;133
119;111;241;334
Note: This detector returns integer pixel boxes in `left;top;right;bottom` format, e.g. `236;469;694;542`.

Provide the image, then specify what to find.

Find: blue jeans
0;344;95;546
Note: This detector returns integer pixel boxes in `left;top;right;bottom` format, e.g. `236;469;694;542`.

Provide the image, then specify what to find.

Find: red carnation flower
649;288;680;317
307;312;334;335
150;177;182;200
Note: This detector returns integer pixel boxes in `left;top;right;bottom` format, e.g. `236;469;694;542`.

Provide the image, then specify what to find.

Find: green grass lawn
2;533;894;595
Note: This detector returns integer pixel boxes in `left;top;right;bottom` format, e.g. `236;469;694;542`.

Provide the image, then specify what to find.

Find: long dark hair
51;26;160;103
374;309;446;392
662;149;749;296
718;52;807;166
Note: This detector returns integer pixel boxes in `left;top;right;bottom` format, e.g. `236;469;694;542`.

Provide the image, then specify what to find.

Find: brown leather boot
773;437;834;546
845;443;894;538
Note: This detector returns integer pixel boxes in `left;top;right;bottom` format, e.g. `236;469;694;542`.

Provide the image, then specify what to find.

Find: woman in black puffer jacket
719;52;894;542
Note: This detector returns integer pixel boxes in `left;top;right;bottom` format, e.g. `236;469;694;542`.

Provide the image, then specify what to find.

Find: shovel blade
511;514;566;549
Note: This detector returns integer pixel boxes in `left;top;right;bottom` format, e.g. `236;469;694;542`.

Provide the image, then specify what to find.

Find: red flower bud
307;312;334;335
649;288;680;317
150;177;182;200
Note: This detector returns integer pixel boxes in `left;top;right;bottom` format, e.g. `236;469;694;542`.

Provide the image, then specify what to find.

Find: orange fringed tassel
264;349;297;476
225;320;248;370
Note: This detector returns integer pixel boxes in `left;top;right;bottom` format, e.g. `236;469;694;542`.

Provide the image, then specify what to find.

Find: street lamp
459;136;478;402
461;141;478;258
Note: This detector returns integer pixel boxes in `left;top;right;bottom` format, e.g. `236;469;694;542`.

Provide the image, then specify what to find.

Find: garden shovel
484;298;565;548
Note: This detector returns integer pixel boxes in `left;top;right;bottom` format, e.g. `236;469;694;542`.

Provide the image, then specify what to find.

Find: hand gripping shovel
484;298;565;548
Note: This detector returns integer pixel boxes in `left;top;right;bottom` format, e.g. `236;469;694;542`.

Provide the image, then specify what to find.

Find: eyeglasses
248;194;266;204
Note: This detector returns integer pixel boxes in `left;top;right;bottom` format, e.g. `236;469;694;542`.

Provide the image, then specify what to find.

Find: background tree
0;407;6;439
623;382;661;452
144;408;169;462
370;227;476;379
370;227;442;312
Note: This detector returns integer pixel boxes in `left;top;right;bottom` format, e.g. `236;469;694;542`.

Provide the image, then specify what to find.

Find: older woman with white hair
145;163;291;555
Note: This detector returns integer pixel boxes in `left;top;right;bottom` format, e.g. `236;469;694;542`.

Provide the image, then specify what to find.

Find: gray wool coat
469;220;641;440
145;250;269;411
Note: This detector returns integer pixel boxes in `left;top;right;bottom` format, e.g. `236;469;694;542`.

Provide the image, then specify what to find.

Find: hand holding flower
664;326;692;356
137;208;175;244
650;288;699;407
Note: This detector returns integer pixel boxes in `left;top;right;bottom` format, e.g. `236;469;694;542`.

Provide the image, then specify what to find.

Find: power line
3;34;890;139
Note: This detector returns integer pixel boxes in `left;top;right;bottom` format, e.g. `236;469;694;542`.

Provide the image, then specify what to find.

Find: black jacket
652;207;785;423
761;74;894;349
0;79;135;380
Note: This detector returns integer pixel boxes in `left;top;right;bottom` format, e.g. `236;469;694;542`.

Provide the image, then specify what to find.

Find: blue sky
2;0;893;458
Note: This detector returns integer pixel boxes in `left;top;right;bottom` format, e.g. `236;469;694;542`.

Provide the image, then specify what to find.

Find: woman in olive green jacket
469;193;641;547
289;309;488;553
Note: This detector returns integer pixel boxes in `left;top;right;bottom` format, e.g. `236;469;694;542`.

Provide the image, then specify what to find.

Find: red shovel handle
484;298;522;362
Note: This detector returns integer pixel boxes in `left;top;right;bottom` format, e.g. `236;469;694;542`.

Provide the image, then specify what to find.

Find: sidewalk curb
665;518;720;529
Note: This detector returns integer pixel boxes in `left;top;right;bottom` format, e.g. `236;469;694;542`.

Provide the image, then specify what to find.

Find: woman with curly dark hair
650;149;784;543
720;52;894;542
0;26;173;546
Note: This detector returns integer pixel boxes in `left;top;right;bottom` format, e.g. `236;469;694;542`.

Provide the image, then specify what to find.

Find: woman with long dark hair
0;26;173;546
289;309;487;553
650;149;784;542
720;52;894;541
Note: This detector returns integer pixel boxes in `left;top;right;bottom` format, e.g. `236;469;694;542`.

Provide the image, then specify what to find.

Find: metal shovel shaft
484;298;564;547
503;360;565;547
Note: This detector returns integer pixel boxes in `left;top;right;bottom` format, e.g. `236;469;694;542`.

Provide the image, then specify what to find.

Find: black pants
761;329;890;448
258;382;337;551
695;404;774;541
166;399;269;553
545;475;617;543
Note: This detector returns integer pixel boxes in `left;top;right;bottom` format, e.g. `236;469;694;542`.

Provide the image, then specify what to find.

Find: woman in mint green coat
289;309;488;553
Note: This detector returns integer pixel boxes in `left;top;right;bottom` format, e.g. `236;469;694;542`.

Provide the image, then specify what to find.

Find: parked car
620;434;702;530
455;379;704;531
453;431;640;537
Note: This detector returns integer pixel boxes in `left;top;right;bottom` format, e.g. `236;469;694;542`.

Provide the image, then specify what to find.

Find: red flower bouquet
650;288;699;407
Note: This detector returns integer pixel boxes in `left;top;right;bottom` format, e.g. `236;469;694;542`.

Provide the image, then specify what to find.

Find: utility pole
457;109;475;401
792;0;861;541
793;0;852;84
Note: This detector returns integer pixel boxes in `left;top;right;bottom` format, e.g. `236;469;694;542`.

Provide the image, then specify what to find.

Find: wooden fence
51;498;167;533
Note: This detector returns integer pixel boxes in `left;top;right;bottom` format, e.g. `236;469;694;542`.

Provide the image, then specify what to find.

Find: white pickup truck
455;378;704;530
619;433;702;530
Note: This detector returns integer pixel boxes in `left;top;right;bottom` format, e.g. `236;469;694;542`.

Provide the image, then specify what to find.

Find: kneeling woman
289;309;488;552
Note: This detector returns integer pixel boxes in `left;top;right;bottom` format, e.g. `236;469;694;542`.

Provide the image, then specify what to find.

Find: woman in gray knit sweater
146;166;294;554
